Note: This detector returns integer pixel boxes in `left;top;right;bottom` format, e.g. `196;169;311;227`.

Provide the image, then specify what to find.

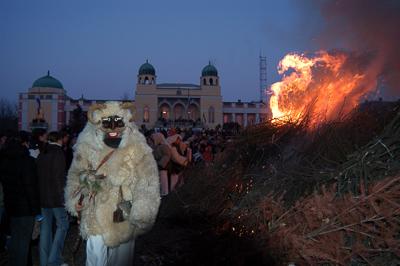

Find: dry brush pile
154;101;400;266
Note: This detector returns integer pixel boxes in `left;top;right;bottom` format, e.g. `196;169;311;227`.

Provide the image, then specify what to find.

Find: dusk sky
0;0;324;102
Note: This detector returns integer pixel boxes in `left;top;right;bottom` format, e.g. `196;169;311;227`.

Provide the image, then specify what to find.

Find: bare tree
0;98;18;133
69;104;87;134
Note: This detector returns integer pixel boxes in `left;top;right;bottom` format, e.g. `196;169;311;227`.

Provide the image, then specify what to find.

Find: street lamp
185;88;192;120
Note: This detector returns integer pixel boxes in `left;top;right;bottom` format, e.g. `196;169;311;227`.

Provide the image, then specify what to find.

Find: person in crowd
0;133;7;150
160;129;168;139
167;134;190;192
177;140;192;186
60;131;70;148
180;141;192;164
151;132;172;196
36;131;69;266
167;127;177;137
0;131;40;266
202;141;214;165
0;180;3;250
67;134;77;171
29;129;47;159
140;124;148;134
0;132;7;250
65;101;160;266
60;131;73;171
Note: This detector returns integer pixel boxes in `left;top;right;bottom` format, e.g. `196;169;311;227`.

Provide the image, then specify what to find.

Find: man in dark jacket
36;131;69;266
0;131;40;266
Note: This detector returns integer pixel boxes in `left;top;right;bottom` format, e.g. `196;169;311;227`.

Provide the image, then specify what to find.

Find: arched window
209;78;213;85
208;106;215;123
173;103;185;120
216;78;219;85
187;104;199;121
159;103;171;120
247;114;255;126
223;114;229;123
139;77;142;84
203;78;207;85
144;76;149;84
143;106;149;122
151;77;155;84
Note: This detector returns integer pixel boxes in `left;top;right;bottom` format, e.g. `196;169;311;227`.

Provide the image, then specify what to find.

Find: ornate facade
135;61;223;128
18;62;270;131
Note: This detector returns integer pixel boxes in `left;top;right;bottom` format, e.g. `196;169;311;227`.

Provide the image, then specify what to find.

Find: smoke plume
315;0;400;95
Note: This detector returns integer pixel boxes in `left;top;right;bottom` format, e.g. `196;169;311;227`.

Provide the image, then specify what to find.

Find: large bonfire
270;51;379;127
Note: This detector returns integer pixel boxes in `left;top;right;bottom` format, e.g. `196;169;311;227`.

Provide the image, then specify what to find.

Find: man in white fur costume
65;101;160;265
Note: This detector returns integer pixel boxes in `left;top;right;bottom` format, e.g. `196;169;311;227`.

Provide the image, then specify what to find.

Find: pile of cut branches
242;175;400;265
137;100;400;265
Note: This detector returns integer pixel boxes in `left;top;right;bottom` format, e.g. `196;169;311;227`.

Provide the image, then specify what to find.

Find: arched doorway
208;106;215;123
143;106;150;122
236;114;244;126
187;103;200;121
247;114;256;126
173;103;185;120
159;103;171;120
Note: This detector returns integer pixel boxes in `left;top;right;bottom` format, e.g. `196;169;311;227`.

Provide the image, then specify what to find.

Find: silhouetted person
30;129;47;158
150;133;172;196
0;131;40;266
167;134;189;192
36;131;69;266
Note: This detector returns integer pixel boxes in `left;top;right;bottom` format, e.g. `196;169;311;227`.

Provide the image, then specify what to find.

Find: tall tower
200;62;222;127
135;60;157;126
259;55;267;103
137;60;156;85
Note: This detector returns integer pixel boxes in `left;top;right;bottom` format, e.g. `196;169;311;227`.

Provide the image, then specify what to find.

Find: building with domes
135;61;223;128
19;71;67;131
18;62;269;131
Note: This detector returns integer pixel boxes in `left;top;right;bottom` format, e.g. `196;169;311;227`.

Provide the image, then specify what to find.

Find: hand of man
75;202;84;212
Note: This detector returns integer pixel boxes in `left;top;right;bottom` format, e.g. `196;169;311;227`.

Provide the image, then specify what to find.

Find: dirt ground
0;193;273;266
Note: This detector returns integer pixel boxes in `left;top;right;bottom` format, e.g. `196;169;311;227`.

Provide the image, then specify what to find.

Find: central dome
32;71;63;89
138;60;156;75
201;62;218;77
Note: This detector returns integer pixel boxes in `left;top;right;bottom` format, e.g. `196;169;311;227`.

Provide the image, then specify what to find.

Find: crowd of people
0;125;229;265
0;129;74;266
144;127;228;196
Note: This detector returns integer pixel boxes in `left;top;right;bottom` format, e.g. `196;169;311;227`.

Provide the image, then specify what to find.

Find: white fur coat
64;102;161;247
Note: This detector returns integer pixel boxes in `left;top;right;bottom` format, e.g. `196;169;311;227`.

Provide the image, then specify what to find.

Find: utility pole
187;88;190;120
259;54;267;103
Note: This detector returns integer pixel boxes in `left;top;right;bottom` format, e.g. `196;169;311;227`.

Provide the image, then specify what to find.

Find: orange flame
269;51;377;127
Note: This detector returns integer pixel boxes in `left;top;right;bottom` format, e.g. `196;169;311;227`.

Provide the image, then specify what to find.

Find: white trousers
86;235;135;266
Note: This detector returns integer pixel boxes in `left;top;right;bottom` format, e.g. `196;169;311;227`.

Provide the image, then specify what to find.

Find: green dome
138;60;156;75
201;62;218;77
32;71;63;89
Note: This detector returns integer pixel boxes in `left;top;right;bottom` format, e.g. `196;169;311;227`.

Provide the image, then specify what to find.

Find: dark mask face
101;116;125;130
101;115;125;148
104;137;122;148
